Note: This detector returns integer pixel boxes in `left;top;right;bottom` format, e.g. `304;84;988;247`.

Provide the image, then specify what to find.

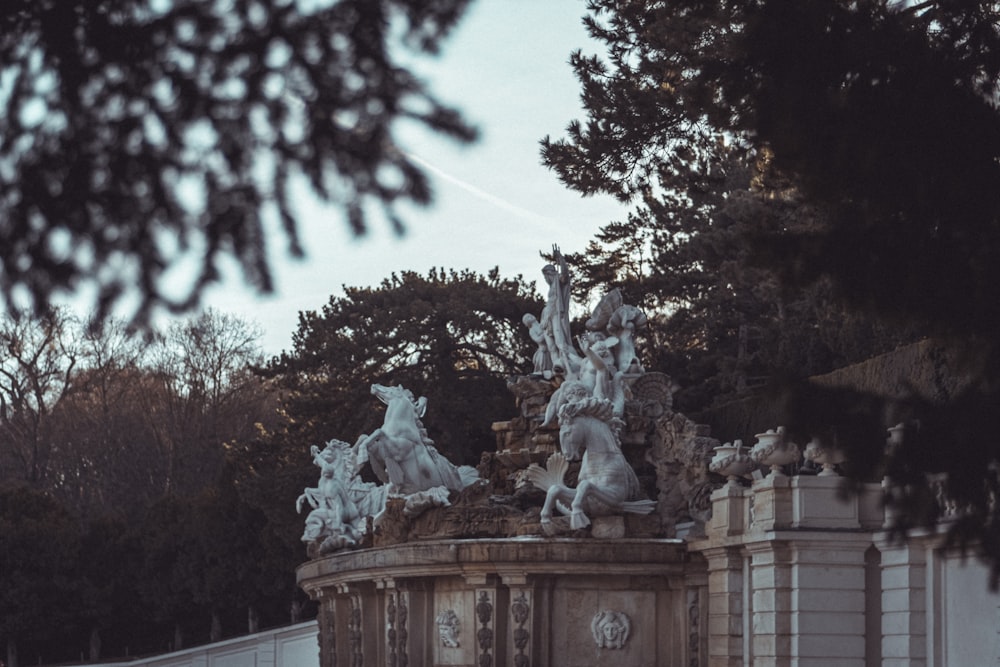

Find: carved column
348;592;363;667
500;572;534;667
396;590;410;667
385;589;398;667
400;579;431;666
475;588;496;667
687;586;703;667
317;593;337;667
509;589;532;667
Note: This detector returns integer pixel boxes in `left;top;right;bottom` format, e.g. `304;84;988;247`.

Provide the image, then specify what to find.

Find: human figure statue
579;335;626;418
584;288;647;374
297;441;367;550
607;304;647;374
522;313;553;377
538;244;580;377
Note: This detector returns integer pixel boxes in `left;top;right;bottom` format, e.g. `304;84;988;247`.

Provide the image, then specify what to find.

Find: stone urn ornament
749;426;800;476
803;438;845;476
709;440;755;486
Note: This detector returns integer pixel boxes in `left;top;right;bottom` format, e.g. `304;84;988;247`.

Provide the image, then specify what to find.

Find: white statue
301;506;362;551
607;303;646;374
540;338;625;428
297;440;373;550
522;313;554;377
538;245;581;377
579;335;625;417
526;382;655;532
356;383;479;495
585;288;647;374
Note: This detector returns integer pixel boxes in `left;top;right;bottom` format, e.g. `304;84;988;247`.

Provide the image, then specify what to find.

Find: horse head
556;394;617;461
370;383;427;446
371;383;427;417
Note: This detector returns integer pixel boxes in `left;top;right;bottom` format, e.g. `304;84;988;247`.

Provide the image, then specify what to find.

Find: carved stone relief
386;592;397;667
435;609;460;648
591;610;631;649
320;597;336;667
349;594;363;667
476;590;494;667
397;592;409;667
511;591;531;667
687;588;701;667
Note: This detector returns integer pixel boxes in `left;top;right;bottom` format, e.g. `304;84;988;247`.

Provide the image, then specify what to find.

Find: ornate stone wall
297;539;707;667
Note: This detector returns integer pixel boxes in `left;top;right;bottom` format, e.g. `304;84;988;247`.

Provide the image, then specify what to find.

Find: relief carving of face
591;610;631;650
435;609;460;648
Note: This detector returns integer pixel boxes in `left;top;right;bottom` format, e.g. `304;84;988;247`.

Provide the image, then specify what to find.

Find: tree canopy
262;267;541;465
544;0;1000;580
0;0;474;323
0;309;292;665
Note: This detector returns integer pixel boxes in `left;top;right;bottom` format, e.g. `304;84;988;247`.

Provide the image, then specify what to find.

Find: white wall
82;621;318;667
932;552;1000;667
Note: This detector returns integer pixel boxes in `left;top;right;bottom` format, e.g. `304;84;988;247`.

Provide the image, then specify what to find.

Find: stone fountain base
297;538;707;667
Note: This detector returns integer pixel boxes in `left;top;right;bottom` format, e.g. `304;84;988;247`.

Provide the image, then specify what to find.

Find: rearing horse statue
526;381;655;532
356;383;478;495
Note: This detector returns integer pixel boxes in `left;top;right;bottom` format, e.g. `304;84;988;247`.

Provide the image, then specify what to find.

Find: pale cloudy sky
200;0;631;355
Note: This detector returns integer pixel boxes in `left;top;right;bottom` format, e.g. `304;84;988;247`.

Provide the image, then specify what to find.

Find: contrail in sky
405;151;557;226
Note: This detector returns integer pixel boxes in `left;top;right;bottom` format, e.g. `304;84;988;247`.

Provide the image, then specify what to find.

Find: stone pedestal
298;539;706;667
692;474;881;667
701;546;747;667
875;534;928;667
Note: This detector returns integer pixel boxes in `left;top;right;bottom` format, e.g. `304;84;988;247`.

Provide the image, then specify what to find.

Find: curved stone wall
297;538;707;667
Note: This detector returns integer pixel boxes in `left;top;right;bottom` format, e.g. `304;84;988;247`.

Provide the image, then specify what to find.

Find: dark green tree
176;464;289;643
0;0;475;323
544;0;1000;579
136;494;201;652
74;515;146;661
0;485;82;667
562;143;916;413
264;268;542;465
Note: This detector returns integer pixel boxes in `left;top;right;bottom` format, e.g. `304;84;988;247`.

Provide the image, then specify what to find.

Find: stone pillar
709;483;749;537
401;580;432;667
702;546;746;667
744;476;874;667
876;535;928;667
787;538;869;667
383;585;400;667
750;475;794;532
474;587;498;667
743;537;871;667
317;593;336;667
500;573;535;667
347;588;364;667
746;540;794;667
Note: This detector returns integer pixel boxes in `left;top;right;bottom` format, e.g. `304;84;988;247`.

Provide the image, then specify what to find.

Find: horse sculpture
526;381;655;532
296;440;382;551
356;383;478;495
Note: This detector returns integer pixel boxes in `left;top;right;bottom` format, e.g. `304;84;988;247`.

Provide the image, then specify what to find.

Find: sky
195;0;631;355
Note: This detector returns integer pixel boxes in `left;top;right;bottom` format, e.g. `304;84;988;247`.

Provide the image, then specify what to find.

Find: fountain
295;247;722;666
